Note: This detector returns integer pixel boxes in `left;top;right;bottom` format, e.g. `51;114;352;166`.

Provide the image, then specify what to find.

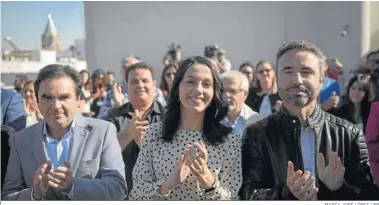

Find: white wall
84;1;364;86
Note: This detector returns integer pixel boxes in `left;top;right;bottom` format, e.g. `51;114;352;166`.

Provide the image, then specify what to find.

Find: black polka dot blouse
128;122;242;200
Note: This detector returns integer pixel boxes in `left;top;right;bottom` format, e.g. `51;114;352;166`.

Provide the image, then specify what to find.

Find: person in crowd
160;63;178;100
319;61;341;112
217;49;232;72
365;102;379;186
259;92;282;118
368;76;379;102
1;88;26;131
98;55;166;119
2;64;127;200
352;65;379;102
220;71;262;136
245;60;278;113
366;50;379;70
79;70;92;117
239;62;255;88
325;58;343;81
106;71;116;91
129;56;242;200
330;76;371;133
13;74;28;94
104;62;166;199
326;58;344;95
1;125;15;188
90;69;107;118
163;43;182;66
22;80;44;127
240;40;378;200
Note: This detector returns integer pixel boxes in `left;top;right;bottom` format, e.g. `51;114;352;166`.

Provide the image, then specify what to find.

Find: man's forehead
38;77;76;92
223;77;241;87
278;49;319;67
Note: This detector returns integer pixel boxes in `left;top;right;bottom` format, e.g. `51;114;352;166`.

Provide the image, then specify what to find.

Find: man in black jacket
240;40;378;200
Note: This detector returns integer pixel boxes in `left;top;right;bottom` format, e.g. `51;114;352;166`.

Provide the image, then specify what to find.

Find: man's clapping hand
317;152;345;191
286;161;318;200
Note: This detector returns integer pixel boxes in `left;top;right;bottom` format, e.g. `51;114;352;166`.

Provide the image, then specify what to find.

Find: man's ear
153;80;157;88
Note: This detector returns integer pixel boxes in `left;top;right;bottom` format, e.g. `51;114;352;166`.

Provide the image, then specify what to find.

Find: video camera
166;43;181;63
204;44;220;59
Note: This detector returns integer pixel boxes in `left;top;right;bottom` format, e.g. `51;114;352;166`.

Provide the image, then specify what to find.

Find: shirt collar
43;117;76;142
117;100;162;118
222;107;245;127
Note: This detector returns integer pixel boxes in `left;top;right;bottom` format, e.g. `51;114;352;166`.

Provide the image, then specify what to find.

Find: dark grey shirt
104;100;165;199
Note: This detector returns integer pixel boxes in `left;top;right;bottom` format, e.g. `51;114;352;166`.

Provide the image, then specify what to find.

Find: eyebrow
282;66;293;71
185;76;197;79
41;93;72;99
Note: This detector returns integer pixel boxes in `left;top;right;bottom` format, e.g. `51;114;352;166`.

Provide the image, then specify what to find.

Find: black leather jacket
240;105;379;200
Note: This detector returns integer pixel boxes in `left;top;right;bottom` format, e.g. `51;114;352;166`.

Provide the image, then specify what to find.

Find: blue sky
1;1;85;50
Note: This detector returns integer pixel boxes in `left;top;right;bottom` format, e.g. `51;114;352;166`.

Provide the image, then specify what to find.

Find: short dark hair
239;62;254;71
162;56;232;145
367;50;379;61
125;62;154;83
15;74;28;81
276;40;326;78
107;71;115;76
34;64;82;100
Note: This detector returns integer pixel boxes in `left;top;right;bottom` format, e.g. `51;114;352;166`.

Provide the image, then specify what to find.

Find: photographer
163;43;182;66
218;49;232;72
204;44;229;73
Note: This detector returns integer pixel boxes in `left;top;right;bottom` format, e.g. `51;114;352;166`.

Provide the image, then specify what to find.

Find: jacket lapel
69;114;90;176
31;123;48;166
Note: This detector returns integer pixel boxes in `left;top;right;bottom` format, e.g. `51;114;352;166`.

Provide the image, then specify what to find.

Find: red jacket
365;102;379;186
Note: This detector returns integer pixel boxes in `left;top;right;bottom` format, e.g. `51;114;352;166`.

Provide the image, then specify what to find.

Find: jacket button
293;120;296;123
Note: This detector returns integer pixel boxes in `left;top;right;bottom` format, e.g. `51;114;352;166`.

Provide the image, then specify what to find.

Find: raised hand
32;95;43;120
112;85;123;107
32;161;52;200
47;161;74;194
322;92;339;111
127;109;149;147
158;148;191;195
286;161;318;200
317;152;345;191
186;141;215;189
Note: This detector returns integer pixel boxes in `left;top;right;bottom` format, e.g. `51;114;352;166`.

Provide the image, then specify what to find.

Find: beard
279;84;315;107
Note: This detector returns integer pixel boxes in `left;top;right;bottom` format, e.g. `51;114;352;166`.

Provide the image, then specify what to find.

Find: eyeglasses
221;89;244;95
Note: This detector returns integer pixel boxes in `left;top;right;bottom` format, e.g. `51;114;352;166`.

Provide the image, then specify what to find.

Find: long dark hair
161;56;232;145
80;70;92;93
91;69;106;93
344;76;371;125
159;63;178;98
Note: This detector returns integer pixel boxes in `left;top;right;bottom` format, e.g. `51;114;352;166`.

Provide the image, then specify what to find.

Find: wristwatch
202;179;217;194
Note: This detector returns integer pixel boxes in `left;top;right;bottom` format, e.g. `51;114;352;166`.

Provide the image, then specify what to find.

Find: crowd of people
1;40;379;200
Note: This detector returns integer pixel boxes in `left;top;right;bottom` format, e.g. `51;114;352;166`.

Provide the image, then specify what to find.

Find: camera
204;44;220;59
165;43;181;63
